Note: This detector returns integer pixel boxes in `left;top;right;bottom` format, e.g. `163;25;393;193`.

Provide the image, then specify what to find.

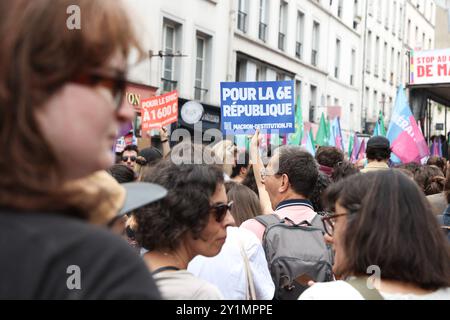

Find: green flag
235;135;250;152
270;133;282;146
288;95;303;145
379;111;386;137
348;132;354;158
315;113;328;147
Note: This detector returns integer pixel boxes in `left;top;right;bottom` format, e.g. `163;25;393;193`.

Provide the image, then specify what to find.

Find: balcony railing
278;32;285;51
295;41;303;59
259;22;267;42
161;78;178;92
237;11;247;33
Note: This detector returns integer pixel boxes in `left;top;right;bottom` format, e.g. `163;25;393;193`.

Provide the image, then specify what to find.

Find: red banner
141;91;178;132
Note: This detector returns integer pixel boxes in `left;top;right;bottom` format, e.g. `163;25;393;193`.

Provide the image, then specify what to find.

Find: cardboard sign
141;91;178;132
220;81;295;134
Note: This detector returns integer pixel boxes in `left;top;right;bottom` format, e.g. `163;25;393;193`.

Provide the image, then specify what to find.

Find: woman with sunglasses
188;183;275;300
135;160;235;300
0;0;161;299
300;170;450;300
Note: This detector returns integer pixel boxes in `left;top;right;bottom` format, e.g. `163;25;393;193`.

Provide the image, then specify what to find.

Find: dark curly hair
106;164;135;183
331;161;360;182
427;156;446;176
315;147;344;168
135;161;224;251
310;171;332;212
414;165;446;196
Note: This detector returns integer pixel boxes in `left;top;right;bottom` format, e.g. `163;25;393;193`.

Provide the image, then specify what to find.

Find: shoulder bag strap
152;266;180;276
237;236;257;300
346;277;384;300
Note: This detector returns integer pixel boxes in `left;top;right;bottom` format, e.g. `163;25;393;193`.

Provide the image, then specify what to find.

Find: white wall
125;0;231;106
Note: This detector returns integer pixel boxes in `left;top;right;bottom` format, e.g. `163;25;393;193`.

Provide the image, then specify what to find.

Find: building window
296;11;305;59
350;49;356;85
390;47;395;85
334;38;341;79
382;42;387;81
278;1;287;51
377;0;382;22
366;30;372;73
237;0;248;33
258;0;268;42
161;20;180;92
235;58;247;82
406;19;411;45
373;90;378;118
384;0;390;29
353;0;360;30
381;93;386;116
311;21;320;67
392;1;397;35
368;0;374;16
415;26;419;48
309;85;317;123
338;0;344;18
374;36;380;77
194;35;210;101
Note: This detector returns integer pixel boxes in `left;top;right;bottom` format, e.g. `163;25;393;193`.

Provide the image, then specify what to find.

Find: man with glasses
241;146;319;242
121;144;139;170
241;146;334;299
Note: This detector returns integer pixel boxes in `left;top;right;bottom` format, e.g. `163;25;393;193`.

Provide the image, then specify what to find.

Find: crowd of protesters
1;0;450;301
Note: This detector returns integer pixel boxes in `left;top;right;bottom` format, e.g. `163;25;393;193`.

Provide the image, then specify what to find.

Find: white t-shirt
188;227;275;300
153;270;224;300
299;280;450;300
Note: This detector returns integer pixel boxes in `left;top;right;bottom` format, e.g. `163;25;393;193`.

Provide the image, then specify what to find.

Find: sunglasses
72;68;145;111
210;201;233;223
122;156;137;162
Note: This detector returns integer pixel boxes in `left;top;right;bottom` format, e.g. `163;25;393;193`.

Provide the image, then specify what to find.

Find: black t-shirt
0;211;161;299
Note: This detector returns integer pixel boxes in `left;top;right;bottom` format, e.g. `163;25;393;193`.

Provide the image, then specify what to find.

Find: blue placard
220;81;295;135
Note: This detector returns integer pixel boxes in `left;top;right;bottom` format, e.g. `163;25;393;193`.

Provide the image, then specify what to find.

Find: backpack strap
345;277;384;300
254;214;283;228
255;214;284;245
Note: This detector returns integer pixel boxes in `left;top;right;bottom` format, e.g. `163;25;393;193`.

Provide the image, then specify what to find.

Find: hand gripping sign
141;91;178;134
220;81;296;135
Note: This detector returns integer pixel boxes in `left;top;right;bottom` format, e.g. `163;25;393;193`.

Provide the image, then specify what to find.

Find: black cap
367;136;390;149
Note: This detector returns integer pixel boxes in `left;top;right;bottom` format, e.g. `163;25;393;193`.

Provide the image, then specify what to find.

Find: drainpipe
360;0;369;132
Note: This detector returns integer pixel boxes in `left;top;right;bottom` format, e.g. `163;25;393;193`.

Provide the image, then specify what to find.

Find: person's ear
240;166;248;176
278;174;290;193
